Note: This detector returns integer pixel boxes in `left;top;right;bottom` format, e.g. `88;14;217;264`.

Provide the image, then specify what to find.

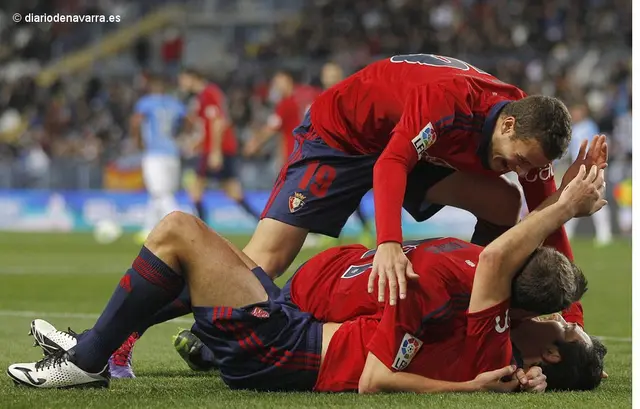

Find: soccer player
243;69;321;165
130;74;187;242
178;67;259;223
243;54;608;326
563;103;612;245
9;165;606;392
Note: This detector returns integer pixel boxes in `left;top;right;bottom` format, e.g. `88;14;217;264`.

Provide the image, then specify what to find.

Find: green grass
0;233;631;408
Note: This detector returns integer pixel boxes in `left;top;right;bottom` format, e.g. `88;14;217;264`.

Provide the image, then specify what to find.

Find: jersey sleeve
518;166;584;327
463;299;514;376
267;101;286;130
201;90;224;120
373;84;458;244
366;280;450;372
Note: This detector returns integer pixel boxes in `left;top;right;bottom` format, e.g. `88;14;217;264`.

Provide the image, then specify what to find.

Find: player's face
321;64;344;89
178;73;193;93
272;73;293;96
533;314;593;346
490;117;551;176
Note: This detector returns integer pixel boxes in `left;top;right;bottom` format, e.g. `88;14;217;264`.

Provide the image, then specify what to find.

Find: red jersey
309;54;579;325
310;55;571;254
268;85;322;158
293;238;511;391
291;238;481;327
194;84;237;155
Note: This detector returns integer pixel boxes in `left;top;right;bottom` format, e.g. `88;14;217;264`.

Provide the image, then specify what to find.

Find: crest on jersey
392;333;423;371
494;309;510;334
411;122;437;159
250;307;270;319
288;192;306;213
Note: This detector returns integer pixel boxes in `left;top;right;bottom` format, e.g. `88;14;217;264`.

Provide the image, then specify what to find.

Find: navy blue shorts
195;154;239;180
191;267;323;391
261;111;456;237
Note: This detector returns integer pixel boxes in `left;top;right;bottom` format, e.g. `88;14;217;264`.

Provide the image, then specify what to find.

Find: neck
510;320;547;363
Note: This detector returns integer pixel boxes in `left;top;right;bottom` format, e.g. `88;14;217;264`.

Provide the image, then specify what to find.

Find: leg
592;205;613;245
243;218;309;278
425;172;522;245
221;177;260;220
188;176;208;221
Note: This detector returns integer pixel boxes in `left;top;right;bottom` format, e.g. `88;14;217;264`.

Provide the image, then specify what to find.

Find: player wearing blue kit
131;75;187;242
563;103;612;245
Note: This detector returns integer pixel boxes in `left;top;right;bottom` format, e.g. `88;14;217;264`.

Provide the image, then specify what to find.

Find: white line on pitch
0;309;631;343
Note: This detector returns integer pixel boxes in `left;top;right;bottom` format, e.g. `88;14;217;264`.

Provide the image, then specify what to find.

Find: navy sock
194;200;207;222
354;206;370;232
73;246;184;372
470;219;511;246
237;197;260;220
136;285;192;336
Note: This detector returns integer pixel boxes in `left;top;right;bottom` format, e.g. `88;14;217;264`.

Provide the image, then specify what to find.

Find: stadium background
0;1;632;408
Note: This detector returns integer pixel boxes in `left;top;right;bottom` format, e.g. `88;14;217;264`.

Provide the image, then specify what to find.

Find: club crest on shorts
250;306;270;319
288;192;306;213
411;122;437;158
392;333;423;370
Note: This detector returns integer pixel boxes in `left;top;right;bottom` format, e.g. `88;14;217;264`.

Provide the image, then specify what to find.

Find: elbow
478;247;502;271
358;373;382;395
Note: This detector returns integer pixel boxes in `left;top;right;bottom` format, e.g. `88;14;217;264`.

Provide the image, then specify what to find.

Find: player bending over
8;165;606;392
242;54;609;329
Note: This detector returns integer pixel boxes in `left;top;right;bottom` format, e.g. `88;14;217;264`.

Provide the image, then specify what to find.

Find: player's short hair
274;68;298;82
511;247;588;314
501;95;571;160
180;66;206;80
541;336;607;391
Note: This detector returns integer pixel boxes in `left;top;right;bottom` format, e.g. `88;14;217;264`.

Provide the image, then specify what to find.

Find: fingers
368;265;378;294
515;368;528;386
397;264;408;301
602;371;609;379
494;365;517;379
387;267;398;306
587;164;598;183
577;138;589;160
576;164;586;181
406;261;420;280
377;268;387;303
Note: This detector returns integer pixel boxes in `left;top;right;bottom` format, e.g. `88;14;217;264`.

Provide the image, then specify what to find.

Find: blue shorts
191;267;323;391
195;154;239;180
261;111;456;237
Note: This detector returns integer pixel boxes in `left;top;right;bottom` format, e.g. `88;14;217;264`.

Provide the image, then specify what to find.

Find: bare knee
146;211;201;251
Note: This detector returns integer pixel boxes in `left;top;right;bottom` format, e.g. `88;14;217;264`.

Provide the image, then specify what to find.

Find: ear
501;116;516;135
542;345;562;364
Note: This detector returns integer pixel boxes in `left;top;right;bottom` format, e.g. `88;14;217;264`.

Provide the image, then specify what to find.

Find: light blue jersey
135;94;187;156
569;119;599;160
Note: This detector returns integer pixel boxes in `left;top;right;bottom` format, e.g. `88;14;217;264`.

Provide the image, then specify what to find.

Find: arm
469;166;604;313
209;115;227;159
359;352;477;394
244;113;281;156
130;100;145;150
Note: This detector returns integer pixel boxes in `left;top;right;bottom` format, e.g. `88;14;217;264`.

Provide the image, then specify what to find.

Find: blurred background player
563;102;612;246
178;67;260;224
130;74;187;242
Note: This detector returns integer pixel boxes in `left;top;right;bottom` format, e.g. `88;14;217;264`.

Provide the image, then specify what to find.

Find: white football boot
7;350;109;389
29;319;78;355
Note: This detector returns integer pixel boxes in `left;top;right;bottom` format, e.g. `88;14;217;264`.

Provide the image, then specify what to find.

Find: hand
559;165;607;217
515;366;547;393
561;134;608;190
243;137;261;158
473;365;520;393
368;242;419;305
208;151;223;171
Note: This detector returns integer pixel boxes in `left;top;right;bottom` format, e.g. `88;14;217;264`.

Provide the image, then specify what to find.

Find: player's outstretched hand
516;366;547;393
560;165;607;217
472;365;520;393
369;242;419;306
561;134;608;190
243;137;261;158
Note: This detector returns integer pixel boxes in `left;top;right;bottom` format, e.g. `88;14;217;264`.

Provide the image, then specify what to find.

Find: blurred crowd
0;0;631;191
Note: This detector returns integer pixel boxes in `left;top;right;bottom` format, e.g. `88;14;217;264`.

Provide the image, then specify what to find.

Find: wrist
463;380;481;392
378;241;402;249
549;200;575;222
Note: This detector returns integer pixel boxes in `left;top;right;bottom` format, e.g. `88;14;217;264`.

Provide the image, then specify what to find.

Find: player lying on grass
102;131;606;379
8;165;606;392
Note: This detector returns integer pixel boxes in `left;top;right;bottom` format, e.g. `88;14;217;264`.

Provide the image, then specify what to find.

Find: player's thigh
261;136;376;238
142;155;175;196
425;171;522;226
243;218;309;279
149;211;268;307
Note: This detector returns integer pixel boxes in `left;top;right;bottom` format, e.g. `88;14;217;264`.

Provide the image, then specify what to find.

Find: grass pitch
0;233;631;408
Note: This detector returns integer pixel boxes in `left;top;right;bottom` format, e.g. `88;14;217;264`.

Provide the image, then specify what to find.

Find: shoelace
35;350;68;371
111;333;139;366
